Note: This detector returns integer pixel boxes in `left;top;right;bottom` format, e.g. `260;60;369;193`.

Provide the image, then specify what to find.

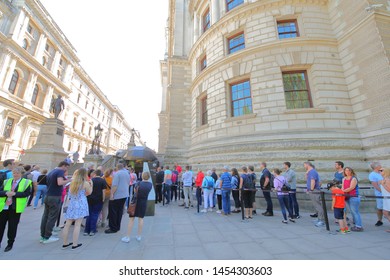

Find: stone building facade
0;0;143;163
159;0;390;180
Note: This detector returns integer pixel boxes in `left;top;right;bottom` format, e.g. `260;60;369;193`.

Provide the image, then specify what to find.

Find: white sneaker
42;236;59;244
53;227;61;232
208;208;213;212
121;236;130;243
136;236;142;242
216;210;221;214
201;209;207;213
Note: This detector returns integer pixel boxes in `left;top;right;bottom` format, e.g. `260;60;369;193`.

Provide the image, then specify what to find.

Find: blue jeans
288;190;300;216
34;185;47;208
347;197;362;228
163;184;171;204
85;203;103;234
222;190;231;214
277;195;293;220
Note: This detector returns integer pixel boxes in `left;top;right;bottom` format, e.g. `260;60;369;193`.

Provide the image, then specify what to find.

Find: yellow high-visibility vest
0;178;32;213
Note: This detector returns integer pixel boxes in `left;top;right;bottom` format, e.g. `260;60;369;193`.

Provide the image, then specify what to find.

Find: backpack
243;174;255;190
171;171;178;184
23;171;32;180
0;170;12;187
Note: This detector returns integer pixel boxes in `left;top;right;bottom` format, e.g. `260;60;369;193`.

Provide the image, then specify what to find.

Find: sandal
71;243;82;250
62;243;73;249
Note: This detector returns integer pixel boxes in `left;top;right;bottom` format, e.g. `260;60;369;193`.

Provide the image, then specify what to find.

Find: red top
195;171;204;187
176;165;182;174
332;188;345;208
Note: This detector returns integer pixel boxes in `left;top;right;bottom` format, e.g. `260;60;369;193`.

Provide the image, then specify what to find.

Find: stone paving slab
0;199;389;260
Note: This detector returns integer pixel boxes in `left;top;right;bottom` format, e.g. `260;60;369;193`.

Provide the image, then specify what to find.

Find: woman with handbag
273;168;295;224
121;172;152;243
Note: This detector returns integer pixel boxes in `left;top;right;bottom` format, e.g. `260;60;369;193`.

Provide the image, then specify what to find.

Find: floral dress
64;186;89;220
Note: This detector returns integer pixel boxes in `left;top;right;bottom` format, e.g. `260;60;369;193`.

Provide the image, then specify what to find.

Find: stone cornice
0;95;46;122
188;0;328;62
73;66;115;112
189;37;338;92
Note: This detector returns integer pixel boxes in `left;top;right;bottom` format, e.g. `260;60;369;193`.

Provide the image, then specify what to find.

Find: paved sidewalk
0;200;389;260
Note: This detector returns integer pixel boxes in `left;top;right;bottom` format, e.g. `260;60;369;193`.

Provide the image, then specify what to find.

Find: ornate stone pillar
63;63;74;86
43;85;54;113
17;13;30;44
51;51;61;74
23;72;38;103
211;0;220;24
0;51;12;88
34;34;47;60
2;56;17;91
193;12;199;42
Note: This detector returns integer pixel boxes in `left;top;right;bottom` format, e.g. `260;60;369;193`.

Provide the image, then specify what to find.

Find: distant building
0;0;143;162
159;0;390;179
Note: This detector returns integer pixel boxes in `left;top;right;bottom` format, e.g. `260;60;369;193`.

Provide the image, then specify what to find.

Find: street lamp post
88;124;103;155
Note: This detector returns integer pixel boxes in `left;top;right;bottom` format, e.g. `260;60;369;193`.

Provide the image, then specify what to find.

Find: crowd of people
0;158;389;253
155;161;390;232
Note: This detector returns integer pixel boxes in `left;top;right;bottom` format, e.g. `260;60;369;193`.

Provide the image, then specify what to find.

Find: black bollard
320;191;330;231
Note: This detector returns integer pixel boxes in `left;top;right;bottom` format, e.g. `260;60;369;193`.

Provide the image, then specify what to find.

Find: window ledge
195;124;209;132
225;113;257;123
283;108;325;114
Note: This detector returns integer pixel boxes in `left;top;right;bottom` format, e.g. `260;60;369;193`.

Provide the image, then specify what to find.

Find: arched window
92;106;95;115
77;93;81;103
8;70;19;94
67;141;72;151
22;39;28;50
88;126;92;137
31;84;39;105
81;122;85;133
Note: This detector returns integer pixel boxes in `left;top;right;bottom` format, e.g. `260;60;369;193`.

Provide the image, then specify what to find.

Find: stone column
193;12;199;42
43;85;54;113
23;72;37;103
211;0;220;24
34;34;47;60
51;51;61;74
17;14;30;44
0;51;12;88
10;10;26;42
63;63;74;86
2;57;17;90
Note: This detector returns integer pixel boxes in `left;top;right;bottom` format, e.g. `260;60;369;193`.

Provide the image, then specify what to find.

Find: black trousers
108;198;126;232
232;190;241;208
155;184;163;203
0;208;22;247
170;184;178;201
262;189;273;213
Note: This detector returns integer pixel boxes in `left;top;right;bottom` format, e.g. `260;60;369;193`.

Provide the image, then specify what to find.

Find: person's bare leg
126;217;135;237
72;218;83;245
62;219;72;245
137;218;144;237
